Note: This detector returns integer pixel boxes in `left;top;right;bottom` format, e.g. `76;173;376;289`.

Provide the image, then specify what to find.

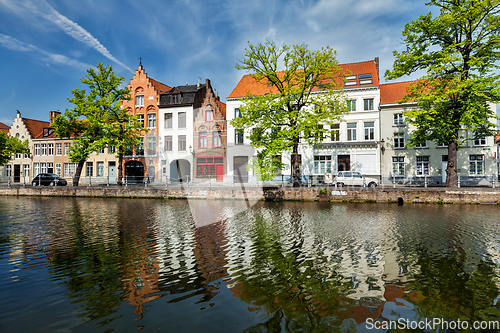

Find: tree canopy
53;63;144;186
0;132;30;167
385;0;500;187
232;41;349;186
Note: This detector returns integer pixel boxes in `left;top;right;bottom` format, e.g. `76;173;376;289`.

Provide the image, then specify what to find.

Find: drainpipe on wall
378;103;383;184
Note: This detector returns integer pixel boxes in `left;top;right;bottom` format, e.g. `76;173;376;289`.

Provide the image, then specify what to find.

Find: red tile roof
150;78;171;94
22;118;50;139
0;122;9;135
228;59;380;99
380;81;416;104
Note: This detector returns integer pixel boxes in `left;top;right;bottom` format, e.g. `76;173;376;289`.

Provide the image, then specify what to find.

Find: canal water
0;197;499;332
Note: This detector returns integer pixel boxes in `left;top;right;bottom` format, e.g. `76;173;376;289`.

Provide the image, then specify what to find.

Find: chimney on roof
374;57;380;81
197;77;202;89
50;111;61;124
16;110;21;118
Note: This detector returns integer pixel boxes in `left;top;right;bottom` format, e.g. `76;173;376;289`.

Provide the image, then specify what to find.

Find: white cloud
0;34;36;52
0;33;90;70
1;0;132;72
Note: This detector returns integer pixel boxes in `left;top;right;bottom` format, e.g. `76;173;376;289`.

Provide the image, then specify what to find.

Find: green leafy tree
105;102;144;186
0;132;30;166
232;41;349;187
385;0;500;187
53;63;144;186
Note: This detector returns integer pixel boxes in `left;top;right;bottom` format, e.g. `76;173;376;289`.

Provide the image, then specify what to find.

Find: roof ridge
22;117;50;124
338;59;376;66
381;79;418;86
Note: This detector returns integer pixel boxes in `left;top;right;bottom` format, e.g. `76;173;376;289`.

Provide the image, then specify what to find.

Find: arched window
205;106;213;121
213;129;221;147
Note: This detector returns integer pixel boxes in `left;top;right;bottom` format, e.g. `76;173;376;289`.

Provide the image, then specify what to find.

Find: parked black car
32;174;67;186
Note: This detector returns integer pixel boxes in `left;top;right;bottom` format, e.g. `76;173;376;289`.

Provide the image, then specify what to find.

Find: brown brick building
121;64;171;182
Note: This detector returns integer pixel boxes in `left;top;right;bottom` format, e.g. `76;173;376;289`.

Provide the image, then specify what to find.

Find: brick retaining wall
1;186;500;204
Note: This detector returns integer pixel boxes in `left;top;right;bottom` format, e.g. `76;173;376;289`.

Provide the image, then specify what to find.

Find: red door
215;164;223;182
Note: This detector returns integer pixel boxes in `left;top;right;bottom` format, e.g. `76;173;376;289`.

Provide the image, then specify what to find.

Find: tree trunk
117;152;123;186
446;140;458;187
291;137;301;187
72;160;85;186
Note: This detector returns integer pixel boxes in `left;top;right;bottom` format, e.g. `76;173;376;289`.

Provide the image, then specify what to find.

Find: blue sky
0;0;435;125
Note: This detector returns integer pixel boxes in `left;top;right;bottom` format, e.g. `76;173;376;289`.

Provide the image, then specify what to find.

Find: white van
335;171;378;188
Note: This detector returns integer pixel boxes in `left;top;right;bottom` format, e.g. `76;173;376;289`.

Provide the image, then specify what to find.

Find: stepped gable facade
121;64;172;183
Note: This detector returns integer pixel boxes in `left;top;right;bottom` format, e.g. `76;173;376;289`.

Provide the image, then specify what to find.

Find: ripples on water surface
0;197;500;332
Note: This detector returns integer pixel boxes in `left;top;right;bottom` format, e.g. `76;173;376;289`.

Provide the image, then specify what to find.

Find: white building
225;59;383;184
380;81;498;186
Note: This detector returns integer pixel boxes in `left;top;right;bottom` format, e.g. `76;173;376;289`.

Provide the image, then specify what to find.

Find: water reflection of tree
229;206;353;332
47;198;127;327
404;244;500;325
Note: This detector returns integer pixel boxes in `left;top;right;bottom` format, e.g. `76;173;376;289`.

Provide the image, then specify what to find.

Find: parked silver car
335;171;378;188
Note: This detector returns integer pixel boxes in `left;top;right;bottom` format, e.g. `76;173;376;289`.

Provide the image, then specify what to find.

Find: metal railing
1;173;499;189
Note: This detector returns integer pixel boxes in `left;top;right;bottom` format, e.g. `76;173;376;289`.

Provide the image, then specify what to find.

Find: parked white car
335;171;378;188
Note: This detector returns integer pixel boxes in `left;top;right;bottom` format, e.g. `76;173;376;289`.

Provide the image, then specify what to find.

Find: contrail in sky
1;0;133;72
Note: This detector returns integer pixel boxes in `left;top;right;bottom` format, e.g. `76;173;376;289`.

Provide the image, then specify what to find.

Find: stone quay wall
1;186;500;204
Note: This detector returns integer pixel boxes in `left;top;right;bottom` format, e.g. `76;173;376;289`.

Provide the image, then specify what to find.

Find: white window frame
136;95;144;106
474;137;486;146
86;162;93;178
148;113;156;128
23;164;30;178
347;100;356;112
235;129;244;145
55;163;61;177
56;143;62;156
394;113;404;126
97;162;104;177
64;163;78;178
347;123;357;141
394;133;405;148
416;156;430;176
34;144;41;156
364;122;374;141
392;156;405;176
364;98;374;111
48;143;54;156
314;155;332;174
469;154;484;176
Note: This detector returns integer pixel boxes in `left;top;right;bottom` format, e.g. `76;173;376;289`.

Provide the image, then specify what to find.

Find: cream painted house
225;59;383;184
380;81;498;186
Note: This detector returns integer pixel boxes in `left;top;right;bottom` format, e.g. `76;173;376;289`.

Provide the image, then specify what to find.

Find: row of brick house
1;59;498;185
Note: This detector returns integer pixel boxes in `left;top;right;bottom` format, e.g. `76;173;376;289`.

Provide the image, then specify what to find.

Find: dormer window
345;75;357;86
359;73;373;85
172;94;181;103
43;128;54;137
